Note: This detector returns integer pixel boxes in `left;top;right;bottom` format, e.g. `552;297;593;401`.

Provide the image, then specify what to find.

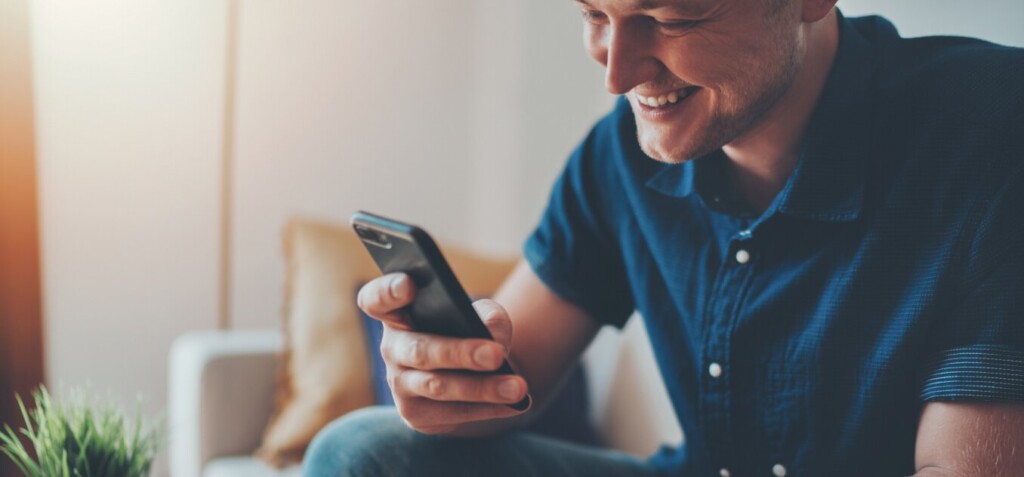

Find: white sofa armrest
169;330;283;477
583;315;683;457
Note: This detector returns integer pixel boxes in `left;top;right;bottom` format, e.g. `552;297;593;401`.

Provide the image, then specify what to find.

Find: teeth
636;88;689;108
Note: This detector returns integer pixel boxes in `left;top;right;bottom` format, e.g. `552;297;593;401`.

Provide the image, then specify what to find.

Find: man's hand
356;273;530;435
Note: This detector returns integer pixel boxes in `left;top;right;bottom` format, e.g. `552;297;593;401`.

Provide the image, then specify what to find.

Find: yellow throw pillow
255;218;378;467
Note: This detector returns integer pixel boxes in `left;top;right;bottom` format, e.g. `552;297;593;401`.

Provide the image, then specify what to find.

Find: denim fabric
525;10;1024;477
303;407;659;477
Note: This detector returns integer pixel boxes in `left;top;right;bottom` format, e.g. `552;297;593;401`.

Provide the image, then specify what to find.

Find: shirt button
708;362;723;378
772;463;787;477
719;468;731;477
735;249;751;264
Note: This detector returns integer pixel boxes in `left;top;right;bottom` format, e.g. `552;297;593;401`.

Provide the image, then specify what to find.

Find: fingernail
474;345;497;368
498;379;520;400
389;274;408;298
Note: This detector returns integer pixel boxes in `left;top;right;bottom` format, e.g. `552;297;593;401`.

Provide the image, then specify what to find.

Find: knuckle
407;337;428;367
379;339;394;363
451;343;471;369
386;368;400;392
423;375;445;398
375;282;391;308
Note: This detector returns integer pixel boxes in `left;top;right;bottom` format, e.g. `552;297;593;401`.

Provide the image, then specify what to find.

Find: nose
587;22;660;95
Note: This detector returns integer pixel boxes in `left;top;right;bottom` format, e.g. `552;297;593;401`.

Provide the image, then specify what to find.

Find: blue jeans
304;406;661;477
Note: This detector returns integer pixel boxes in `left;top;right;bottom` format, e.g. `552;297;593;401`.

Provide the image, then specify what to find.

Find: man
306;0;1024;475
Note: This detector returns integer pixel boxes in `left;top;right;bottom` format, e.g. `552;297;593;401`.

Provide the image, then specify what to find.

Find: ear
801;0;837;22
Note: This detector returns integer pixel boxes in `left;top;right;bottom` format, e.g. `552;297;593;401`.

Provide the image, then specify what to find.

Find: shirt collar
646;10;876;222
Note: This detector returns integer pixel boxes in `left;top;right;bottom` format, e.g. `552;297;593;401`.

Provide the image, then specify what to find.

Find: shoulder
847;18;1024;241
869;23;1024;129
859;20;1024;184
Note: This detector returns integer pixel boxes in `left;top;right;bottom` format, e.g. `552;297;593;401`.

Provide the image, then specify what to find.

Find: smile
634;87;692;108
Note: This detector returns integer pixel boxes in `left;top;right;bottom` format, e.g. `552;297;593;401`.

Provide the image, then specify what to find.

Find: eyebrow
636;0;679;9
572;0;710;15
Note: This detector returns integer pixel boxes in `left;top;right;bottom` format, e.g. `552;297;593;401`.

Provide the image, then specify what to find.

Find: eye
579;8;608;25
653;18;699;34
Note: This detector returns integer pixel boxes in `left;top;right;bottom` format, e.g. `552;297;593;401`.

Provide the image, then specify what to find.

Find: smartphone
350;210;531;411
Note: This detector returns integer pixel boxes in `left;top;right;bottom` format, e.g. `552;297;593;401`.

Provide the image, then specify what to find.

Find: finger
381;329;505;371
396;369;528;404
396;398;528;433
473;299;512;349
357;273;415;328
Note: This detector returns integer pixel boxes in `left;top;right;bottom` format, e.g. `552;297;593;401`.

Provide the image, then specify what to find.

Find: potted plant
0;386;162;477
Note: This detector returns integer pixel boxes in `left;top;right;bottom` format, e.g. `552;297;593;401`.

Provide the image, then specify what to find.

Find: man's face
577;0;805;163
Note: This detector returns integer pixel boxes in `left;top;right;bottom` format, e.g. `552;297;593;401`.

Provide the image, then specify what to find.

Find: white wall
229;0;613;329
230;0;478;329
840;0;1024;47
32;2;227;475
31;1;1022;475
34;0;227;391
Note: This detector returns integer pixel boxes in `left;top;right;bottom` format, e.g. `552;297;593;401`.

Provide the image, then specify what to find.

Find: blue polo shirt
525;12;1024;476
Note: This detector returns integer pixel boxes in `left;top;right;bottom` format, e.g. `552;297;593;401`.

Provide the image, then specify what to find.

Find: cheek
660;27;766;87
663;48;757;112
661;42;724;88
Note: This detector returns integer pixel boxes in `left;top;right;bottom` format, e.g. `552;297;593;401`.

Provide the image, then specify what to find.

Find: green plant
0;386;162;477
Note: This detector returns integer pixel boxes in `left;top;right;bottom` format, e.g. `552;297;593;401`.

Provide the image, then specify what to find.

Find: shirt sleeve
920;165;1024;402
523;115;635;328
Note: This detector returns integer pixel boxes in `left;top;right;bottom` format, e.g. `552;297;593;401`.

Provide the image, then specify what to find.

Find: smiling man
305;0;1024;475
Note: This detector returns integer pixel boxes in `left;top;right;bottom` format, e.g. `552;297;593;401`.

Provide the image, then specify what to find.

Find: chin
638;133;713;164
635;115;721;164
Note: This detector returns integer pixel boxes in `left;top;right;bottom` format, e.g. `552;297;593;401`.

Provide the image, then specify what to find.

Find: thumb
473;299;513;351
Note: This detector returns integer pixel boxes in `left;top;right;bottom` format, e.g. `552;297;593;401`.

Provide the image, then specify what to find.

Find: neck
722;9;840;215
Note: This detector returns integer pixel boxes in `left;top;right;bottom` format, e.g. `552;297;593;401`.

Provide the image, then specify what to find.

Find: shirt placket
701;226;756;473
